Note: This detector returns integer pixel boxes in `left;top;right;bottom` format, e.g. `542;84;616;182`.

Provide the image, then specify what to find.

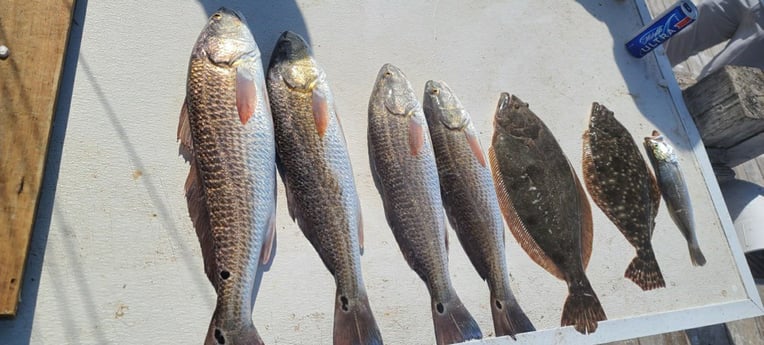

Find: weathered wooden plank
0;0;77;317
604;331;690;345
682;66;764;149
637;332;690;345
604;337;641;345
685;324;733;345
711;134;764;168
725;316;764;345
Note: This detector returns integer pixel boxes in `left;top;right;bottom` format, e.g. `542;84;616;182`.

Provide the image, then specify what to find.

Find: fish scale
179;8;276;345
582;102;664;291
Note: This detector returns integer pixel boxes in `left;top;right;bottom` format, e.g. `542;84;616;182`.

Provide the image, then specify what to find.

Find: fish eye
431;88;439;95
212;13;222;19
384;71;392;77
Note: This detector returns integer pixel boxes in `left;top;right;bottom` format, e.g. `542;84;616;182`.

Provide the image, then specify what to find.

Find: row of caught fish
178;7;706;345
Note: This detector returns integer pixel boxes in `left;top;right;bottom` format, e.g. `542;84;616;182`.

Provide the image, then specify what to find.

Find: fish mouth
216;7;246;22
423;80;467;130
376;64;417;116
275;31;311;61
644;130;663;142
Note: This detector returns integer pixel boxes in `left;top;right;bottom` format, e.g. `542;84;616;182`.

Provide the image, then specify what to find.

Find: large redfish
266;31;382;345
423;81;535;338
178;8;277;345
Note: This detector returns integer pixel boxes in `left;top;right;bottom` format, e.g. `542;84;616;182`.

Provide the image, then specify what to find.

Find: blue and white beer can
625;0;698;58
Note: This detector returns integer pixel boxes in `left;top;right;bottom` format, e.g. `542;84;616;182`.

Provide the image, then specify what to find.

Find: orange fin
465;130;487;167
489;147;565;280
177;98;193;161
185;160;217;284
236;67;257;125
409;117;425;156
312;88;330;138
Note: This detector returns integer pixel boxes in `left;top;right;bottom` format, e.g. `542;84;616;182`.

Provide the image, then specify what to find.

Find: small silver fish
644;130;706;266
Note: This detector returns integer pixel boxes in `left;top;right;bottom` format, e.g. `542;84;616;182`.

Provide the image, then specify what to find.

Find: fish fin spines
561;279;607;334
333;292;383;345
236;67;257;125
312;87;330;138
432;295;483;345
185;160;217;285
489;146;565;280
689;243;707;267
624;248;666;290
178;98;193;161
490;291;535;338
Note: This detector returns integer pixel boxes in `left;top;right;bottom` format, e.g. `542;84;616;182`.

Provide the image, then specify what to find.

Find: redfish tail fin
205;311;264;345
490;290;535;338
432;295;482;345
333;292;383;345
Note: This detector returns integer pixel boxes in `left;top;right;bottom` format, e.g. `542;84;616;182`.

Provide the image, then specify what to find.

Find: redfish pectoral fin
312;88;330;138
465;130;487;167
408;116;425;156
236;67;257;125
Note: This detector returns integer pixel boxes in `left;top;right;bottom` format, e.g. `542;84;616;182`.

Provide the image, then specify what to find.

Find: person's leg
698;0;764;78
664;0;745;66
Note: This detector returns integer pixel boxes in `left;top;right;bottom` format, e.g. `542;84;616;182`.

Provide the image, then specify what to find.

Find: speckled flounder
489;93;605;334
644;130;706;266
423;81;535;338
368;64;482;345
178;8;276;345
582;103;664;290
266;31;382;345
